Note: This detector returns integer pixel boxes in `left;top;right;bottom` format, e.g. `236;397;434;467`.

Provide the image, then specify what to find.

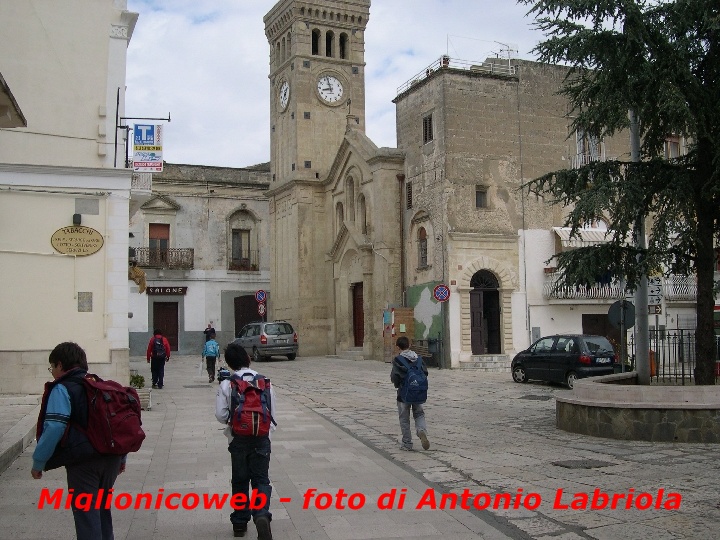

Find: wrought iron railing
133;247;194;270
229;250;260;271
628;330;720;384
543;272;699;302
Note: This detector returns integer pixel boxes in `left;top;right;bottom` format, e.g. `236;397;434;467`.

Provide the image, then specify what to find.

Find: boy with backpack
391;336;430;451
215;342;276;540
146;328;171;389
203;332;221;383
32;342;142;540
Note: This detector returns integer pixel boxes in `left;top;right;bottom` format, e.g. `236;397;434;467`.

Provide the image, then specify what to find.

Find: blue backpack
396;355;428;404
203;340;220;358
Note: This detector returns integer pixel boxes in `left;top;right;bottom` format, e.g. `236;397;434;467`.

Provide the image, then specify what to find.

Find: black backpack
152;337;166;360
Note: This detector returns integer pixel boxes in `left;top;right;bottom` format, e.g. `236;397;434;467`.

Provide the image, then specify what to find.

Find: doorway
234;294;259;337
470;270;501;355
153;302;178;350
352;282;364;347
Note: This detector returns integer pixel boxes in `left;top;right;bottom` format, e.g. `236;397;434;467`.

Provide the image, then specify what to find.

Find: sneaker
400;445;414;451
233;522;247;537
419;430;430;450
255;516;272;540
152;384;157;389
157;385;163;389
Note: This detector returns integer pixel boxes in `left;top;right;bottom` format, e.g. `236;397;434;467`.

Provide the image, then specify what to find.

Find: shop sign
51;226;104;256
146;287;188;295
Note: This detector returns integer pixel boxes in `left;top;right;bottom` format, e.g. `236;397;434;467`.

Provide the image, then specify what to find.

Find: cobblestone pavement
260;355;720;540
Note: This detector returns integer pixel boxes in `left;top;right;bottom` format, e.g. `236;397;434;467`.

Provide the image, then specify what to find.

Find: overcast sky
125;1;546;168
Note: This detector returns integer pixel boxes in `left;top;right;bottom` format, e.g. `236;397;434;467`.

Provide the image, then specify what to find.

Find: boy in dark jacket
390;336;430;451
32;342;125;540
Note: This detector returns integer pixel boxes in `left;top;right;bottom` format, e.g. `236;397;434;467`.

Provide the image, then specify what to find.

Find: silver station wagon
233;321;298;362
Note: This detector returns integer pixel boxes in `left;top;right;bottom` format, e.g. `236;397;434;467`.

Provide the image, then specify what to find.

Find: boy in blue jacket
203;332;220;383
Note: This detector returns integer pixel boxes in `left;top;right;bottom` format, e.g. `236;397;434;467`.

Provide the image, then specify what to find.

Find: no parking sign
433;284;450;302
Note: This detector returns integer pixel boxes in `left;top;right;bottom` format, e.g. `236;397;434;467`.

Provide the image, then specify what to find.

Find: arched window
339;33;348;59
357;194;367;234
228;210;259;271
276;41;281;64
281;37;286;62
326;30;334;57
336;202;344;234
418;227;428;267
471;270;499;289
311;29;320;55
286;32;291;59
345;176;355;221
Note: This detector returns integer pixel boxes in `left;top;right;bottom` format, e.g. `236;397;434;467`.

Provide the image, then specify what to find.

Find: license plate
596;358;611;364
275;339;287;344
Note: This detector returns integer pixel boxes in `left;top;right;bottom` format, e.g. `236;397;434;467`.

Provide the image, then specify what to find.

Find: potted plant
130;371;151;410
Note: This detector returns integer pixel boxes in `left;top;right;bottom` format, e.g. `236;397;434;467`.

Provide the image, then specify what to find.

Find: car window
265;323;293;336
532;337;555;353
247;325;258;337
583;336;614;354
556;338;577;353
238;327;248;338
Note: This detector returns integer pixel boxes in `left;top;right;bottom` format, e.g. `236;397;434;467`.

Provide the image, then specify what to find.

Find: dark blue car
511;334;617;389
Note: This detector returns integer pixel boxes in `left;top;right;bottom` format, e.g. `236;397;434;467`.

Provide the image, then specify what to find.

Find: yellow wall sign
51;226;104;256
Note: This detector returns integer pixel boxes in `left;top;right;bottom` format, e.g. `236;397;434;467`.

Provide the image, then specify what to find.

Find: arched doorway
470;270;501;354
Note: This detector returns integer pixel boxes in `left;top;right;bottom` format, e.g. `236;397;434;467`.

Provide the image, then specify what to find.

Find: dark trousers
66;455;123;540
150;357;166;387
229;435;272;525
206;356;217;380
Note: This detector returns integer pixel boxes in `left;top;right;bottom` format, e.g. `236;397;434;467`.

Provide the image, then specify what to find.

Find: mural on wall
407;283;442;339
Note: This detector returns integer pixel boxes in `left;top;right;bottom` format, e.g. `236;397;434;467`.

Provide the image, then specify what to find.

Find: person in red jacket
146;329;171;389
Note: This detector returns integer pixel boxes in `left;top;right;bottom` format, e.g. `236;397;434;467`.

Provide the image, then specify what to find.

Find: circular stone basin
555;372;720;443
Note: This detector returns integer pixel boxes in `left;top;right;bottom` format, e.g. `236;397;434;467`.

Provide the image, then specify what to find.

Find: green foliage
129;373;145;389
519;0;720;383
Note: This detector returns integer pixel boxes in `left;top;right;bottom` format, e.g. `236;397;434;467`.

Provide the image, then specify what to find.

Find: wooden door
153;302;178;350
352;283;364;347
485;290;501;354
470;291;485;354
234;295;259;337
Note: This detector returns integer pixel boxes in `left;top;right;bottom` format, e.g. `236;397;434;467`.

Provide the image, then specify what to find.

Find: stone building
128;162;272;355
263;0;702;368
0;0;138;393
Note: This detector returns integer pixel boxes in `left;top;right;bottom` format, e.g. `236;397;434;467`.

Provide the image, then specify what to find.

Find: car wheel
287;354;296;360
512;366;527;383
565;371;578;389
253;348;264;363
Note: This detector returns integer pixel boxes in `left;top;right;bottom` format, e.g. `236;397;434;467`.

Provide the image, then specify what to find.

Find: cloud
126;0;544;167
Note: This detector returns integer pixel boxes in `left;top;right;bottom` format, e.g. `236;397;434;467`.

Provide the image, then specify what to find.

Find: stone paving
0;354;718;539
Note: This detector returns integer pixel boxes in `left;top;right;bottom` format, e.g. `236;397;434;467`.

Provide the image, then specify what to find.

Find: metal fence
628;330;720;384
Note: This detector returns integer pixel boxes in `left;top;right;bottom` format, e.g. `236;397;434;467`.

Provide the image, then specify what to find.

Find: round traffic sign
257;303;266;316
608;300;635;329
255;290;267;303
433;284;450;302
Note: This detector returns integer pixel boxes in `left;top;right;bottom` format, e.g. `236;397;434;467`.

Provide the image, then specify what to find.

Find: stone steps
458;355;511;372
336;348;366;361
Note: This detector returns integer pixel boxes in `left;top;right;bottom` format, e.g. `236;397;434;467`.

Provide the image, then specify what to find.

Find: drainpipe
397;174;406;306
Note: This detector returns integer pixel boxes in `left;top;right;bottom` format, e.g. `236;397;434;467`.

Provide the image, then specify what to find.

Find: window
231;229;251;269
149;223;169;265
336;202;344;235
664;135;681;159
326;30;334;57
149;223;169;250
422;114;433;144
406;182;413;209
475;187;488;208
357;194;367;234
339;33;348;59
418;227;428;267
345;176;355;221
311;29;320;55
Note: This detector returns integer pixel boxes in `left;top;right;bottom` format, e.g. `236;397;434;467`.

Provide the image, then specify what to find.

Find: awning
553;227;611;248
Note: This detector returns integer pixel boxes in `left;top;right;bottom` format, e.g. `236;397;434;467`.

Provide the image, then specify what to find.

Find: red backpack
81;373;146;454
229;374;276;437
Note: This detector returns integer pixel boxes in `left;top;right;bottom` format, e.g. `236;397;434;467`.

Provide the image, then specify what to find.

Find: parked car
511;334;617;389
233;321;298;362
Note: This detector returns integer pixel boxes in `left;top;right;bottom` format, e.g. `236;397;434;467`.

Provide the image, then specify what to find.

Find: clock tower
264;0;371;355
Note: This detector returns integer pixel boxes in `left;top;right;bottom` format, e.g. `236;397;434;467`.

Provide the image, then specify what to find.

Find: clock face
278;81;290;110
317;75;344;104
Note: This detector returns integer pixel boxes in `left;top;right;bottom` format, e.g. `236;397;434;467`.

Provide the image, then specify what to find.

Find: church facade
263;0;699;368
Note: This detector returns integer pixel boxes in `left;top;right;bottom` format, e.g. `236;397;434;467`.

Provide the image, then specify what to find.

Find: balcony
569;152;617;170
543;272;624;301
133;247;194;270
543;272;701;303
229;250;259;272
